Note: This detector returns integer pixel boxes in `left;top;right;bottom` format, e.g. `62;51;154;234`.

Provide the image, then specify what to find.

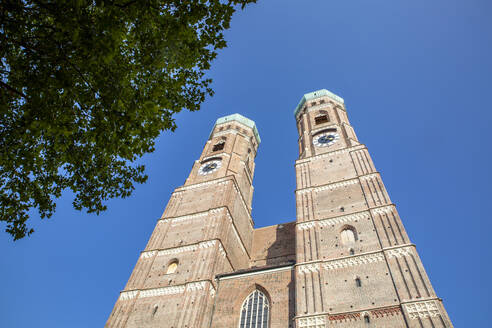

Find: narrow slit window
356;278;362;287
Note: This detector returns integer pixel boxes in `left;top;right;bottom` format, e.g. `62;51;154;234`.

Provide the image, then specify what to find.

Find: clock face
198;160;222;175
313;132;340;147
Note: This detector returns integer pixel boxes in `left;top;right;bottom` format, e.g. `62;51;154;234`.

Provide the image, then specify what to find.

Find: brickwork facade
105;91;453;327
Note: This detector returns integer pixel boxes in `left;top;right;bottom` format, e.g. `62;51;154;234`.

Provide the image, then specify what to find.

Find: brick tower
105;90;453;328
293;89;453;328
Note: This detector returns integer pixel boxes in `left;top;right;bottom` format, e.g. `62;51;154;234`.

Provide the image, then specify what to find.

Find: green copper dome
294;89;344;118
213;113;261;144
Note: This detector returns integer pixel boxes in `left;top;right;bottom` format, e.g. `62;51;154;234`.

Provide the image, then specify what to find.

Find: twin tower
106;90;453;328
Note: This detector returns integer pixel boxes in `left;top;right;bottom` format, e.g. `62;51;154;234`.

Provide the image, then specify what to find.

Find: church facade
106;89;453;328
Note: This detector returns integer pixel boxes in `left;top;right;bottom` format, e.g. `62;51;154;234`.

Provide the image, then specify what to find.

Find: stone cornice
295;144;366;165
140;239;226;260
119;280;216;301
158;207;249;260
294;304;403;322
172;175;254;228
296;244;415;273
295;172;380;195
296;204;397;229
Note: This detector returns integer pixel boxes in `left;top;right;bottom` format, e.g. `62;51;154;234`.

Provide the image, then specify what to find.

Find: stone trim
295;305;402;324
173;176;254;228
322;252;385;270
140;239;226;259
298;314;326;328
295;144;366;165
310;124;339;136
296;244;415;273
295;172;380;195
404;300;441;319
158;207;248;258
119;280;216;301
200;152;230;163
217;264;293;281
296;204;397;229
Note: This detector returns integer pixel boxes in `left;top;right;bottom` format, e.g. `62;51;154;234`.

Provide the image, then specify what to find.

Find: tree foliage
0;0;256;240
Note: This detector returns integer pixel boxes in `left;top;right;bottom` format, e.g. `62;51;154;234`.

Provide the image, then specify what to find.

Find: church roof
294;89;344;118
214;113;261;144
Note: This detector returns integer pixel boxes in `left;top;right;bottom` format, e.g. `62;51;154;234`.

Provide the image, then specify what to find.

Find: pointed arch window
166;260;178;274
239;290;269;328
340;227;357;245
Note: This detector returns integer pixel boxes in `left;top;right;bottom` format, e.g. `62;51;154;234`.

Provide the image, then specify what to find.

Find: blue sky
1;0;491;326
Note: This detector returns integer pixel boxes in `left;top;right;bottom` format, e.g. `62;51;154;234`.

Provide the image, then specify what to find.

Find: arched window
213;141;225;152
166;260;178;274
340;227;357;245
239;290;269;328
314;114;329;125
364;314;370;323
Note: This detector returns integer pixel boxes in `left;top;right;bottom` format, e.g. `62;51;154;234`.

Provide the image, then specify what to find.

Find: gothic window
213;142;225;152
340;227;357;245
239;290;269;328
166;260;178;274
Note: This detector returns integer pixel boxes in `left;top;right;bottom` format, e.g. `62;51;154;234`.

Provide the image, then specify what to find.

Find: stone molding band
295;144;366;165
173;175;254;227
296;172;380;195
119;280;216;301
140;239;226;260
296;244;415;273
158;206;248;256
296;204;396;229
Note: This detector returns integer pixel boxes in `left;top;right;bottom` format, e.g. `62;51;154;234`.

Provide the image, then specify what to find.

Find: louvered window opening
239;290;269;328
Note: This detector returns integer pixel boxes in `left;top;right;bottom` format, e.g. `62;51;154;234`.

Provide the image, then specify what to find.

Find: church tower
293;89;453;327
106;114;261;328
105;90;454;328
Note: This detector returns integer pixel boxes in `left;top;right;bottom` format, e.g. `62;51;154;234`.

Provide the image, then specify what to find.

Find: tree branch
0;81;27;98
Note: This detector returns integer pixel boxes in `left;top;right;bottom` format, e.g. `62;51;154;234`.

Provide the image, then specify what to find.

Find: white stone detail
171;212;208;225
209;284;216;297
322;252;385;270
387;246;413;258
297;178;359;195
199;240;217;249
297;221;316;230
140;251;156;259
141;240;227;258
157;244;199;256
218;243;226;258
298;315;326;328
359;173;379;181
318;212;370;226
119;290;138;301
186;281;206;291
405;301;440;319
298;263;320;274
296;145;366;165
372;205;394;215
139;286;185;298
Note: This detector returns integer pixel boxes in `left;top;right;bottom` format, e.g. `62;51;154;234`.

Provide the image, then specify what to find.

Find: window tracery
239;290;269;328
